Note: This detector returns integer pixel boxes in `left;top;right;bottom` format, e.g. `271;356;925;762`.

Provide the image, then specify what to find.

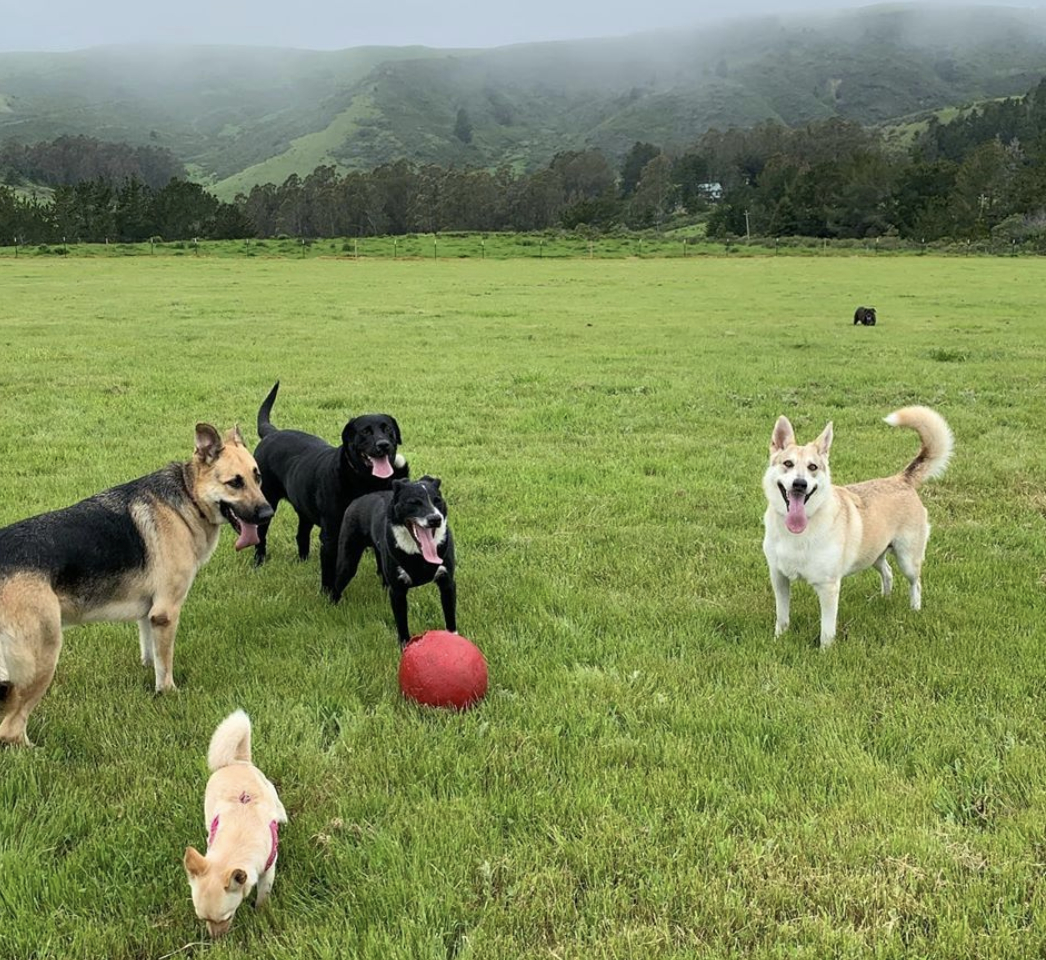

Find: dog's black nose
256;503;275;522
375;440;392;455
791;477;808;492
426;513;443;528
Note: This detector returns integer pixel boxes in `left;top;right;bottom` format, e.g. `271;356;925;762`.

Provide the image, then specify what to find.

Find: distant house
697;181;724;202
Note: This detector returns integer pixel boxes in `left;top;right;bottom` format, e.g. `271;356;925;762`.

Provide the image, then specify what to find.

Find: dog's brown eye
808;464;819;472
783;460;794;469
226;476;245;490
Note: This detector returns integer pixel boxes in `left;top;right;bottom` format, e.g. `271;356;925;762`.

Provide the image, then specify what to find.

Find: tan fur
0;425;269;747
762;406;953;648
185;710;287;938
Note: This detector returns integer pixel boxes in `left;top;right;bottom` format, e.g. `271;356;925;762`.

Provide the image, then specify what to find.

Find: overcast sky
3;0;1044;52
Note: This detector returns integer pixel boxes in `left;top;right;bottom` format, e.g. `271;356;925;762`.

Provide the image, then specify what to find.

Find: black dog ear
392;478;407;491
342;419;359;446
386;416;402;445
420;475;441;489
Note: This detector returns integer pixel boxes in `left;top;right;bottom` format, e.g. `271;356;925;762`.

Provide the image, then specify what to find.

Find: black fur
253;381;409;595
853;306;877;326
0;465;189;606
332;476;456;645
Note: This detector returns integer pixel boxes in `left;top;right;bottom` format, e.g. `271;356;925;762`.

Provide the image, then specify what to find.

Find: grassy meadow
0;254;1044;959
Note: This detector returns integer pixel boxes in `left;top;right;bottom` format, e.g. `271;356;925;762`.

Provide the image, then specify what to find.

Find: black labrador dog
853;306;877;326
253;382;408;596
332;476;456;646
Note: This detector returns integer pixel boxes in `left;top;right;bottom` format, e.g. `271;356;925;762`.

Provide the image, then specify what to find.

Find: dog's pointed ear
194;424;223;464
224;868;248;892
225;423;245;446
184;846;207;877
815;422;834;456
770;416;795;453
388;416;402;446
425;476;441;490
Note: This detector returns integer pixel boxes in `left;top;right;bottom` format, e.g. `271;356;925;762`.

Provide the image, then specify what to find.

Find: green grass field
0;256;1044;959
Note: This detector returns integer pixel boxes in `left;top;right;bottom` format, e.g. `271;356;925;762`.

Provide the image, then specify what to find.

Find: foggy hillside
1;3;1044;196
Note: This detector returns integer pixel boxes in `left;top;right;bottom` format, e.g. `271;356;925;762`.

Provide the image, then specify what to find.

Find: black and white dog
253;382;409;596
332;477;456;646
853;306;877;326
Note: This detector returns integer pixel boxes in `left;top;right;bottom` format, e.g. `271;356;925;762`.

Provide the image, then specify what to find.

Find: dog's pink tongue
413;524;443;564
370;455;393;479
235;522;260;551
785;494;808;534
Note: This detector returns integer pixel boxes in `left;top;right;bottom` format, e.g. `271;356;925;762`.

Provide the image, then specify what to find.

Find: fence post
481;238;485;259
433;236;437;260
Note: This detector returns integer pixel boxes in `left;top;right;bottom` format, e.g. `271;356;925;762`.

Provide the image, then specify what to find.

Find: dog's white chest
764;520;841;584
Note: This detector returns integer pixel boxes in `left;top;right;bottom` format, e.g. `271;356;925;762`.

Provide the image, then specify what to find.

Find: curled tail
885;406;954;488
207;710;252;770
257;381;280;439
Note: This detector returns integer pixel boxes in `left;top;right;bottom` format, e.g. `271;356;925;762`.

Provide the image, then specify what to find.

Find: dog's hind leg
331;540;366;605
873;551;894;598
893;526;929;611
254;480;285;568
0;595;62;748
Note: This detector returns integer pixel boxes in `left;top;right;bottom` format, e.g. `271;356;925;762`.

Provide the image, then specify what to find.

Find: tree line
2;77;1046;246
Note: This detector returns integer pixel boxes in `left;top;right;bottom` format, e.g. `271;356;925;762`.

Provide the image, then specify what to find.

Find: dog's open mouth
365;454;394;479
220;502;260;551
409;521;443;564
777;483;817;535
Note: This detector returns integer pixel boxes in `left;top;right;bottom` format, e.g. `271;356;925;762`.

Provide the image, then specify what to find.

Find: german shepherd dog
253;382;408;596
0;425;271;747
332;477;456;646
762;407;952;648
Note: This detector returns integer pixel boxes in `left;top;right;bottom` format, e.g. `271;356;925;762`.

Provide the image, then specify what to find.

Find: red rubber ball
399;631;488;710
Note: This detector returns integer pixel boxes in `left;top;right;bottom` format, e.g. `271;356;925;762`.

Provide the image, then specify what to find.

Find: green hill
2;4;1045;198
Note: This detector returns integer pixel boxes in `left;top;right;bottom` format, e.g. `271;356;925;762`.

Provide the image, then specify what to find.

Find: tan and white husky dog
762;406;953;648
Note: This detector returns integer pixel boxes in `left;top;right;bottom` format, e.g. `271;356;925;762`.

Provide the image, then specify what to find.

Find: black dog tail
257;381;280;438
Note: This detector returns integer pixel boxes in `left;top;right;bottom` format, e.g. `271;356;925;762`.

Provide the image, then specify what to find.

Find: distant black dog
854;306;877;326
253;382;408;595
332;477;456;646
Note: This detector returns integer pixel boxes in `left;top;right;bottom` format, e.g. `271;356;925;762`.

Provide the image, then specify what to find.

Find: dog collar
206;814;279;873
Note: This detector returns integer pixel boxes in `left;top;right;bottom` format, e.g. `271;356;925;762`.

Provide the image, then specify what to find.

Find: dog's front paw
774;621;789;638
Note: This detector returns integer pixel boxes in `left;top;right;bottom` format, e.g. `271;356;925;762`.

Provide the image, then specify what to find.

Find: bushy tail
207;710;252;771
884;406;954;488
257;381;280;439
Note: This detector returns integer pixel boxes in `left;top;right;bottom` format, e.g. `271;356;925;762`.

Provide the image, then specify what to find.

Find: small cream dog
184;710;287;937
762;406;953;648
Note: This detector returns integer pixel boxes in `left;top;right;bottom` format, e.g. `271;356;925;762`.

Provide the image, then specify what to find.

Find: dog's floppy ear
184;846;208;878
224;868;248;892
342;419;359;447
770;416;795;453
387;416;402;446
195;424;224;464
815;422;834;456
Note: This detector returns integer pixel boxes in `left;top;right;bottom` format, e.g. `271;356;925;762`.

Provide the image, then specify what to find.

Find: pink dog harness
207;792;279;872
